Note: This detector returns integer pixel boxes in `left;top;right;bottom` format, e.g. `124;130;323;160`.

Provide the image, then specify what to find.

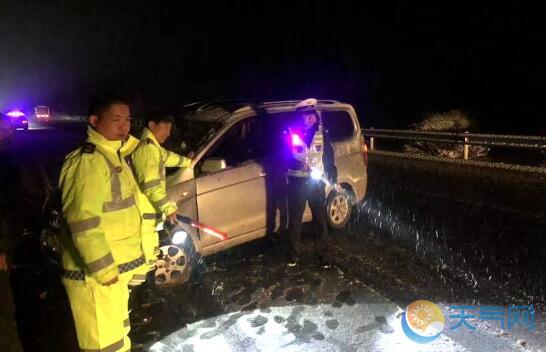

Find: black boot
287;250;301;267
315;242;330;265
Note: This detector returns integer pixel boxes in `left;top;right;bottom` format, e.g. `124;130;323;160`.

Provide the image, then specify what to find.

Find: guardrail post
369;127;375;150
463;131;469;160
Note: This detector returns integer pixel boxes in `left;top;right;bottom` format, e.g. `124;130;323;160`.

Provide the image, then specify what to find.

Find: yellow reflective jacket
131;128;191;217
59;127;145;284
120;134;160;271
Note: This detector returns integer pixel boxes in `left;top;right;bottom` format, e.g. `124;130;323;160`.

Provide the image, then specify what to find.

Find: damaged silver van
156;100;368;284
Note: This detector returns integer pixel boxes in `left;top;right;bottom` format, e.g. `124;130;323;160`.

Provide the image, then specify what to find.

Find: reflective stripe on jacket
285;123;337;183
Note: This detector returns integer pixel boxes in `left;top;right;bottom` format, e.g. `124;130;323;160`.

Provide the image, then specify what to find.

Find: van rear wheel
326;189;352;229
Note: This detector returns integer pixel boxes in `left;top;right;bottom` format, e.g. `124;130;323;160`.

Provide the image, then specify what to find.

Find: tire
326;187;353;229
155;238;197;287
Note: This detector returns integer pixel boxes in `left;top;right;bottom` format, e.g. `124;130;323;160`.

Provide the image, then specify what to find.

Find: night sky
1;1;545;133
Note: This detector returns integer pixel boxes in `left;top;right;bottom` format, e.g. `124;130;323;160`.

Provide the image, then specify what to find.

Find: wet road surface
129;234;466;352
126;229;546;352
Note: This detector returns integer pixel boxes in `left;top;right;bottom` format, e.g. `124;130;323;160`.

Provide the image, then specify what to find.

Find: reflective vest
308;125;325;176
286;125;324;178
59;127;145;284
121;134;161;271
131;128;191;216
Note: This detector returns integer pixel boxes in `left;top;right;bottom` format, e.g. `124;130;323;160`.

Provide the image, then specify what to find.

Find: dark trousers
265;165;288;234
0;271;23;352
287;176;329;256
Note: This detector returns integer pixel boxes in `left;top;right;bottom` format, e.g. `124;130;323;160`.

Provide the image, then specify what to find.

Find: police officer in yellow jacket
131;113;191;225
121;134;161;276
59;94;147;352
118;133;161;327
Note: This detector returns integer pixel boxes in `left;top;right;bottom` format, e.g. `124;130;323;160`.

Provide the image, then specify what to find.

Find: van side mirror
200;157;227;174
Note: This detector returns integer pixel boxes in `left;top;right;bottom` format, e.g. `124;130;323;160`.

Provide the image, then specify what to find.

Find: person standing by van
285;98;337;265
131;112;192;225
59;93;147;352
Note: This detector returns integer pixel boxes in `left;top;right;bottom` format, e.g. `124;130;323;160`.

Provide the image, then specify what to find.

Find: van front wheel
155;239;197;286
326;189;352;229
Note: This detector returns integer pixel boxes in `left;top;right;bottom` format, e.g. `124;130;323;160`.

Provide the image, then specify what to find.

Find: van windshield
167;120;222;155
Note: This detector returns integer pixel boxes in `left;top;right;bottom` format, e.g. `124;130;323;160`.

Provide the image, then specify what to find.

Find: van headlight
171;229;188;245
162;219;191;246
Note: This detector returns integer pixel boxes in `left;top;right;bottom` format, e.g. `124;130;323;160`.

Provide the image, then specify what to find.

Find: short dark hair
88;91;130;117
145;110;175;126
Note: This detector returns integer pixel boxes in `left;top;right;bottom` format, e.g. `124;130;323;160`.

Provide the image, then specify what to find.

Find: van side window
201;116;266;170
322;111;355;142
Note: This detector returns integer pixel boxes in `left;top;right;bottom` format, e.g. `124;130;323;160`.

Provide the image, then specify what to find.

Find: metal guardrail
362;128;546;160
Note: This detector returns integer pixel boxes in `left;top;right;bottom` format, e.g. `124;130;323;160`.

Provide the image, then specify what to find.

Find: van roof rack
261;99;340;106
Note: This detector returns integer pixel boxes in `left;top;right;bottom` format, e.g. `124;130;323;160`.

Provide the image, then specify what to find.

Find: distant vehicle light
22;120;28;124
7;110;25;118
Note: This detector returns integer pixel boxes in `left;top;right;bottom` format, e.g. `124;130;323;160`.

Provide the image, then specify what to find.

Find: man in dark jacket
285;98;337;264
0;141;24;352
